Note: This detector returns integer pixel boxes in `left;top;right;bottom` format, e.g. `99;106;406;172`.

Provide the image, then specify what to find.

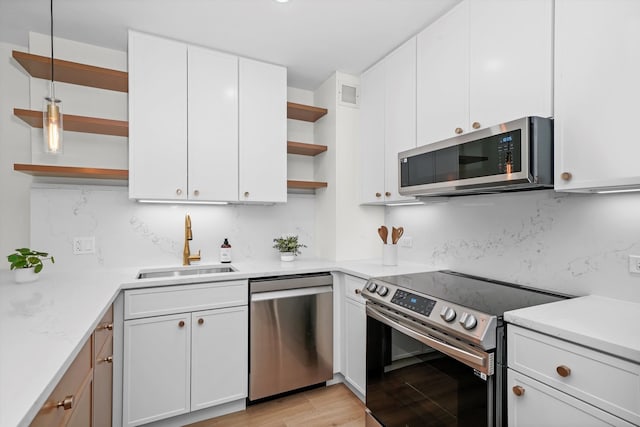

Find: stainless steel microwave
398;117;553;197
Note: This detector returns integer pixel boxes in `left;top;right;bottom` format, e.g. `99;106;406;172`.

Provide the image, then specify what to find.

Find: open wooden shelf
287;141;327;156
12;50;128;92
287;102;327;122
14;163;128;180
287;180;328;190
14;108;128;137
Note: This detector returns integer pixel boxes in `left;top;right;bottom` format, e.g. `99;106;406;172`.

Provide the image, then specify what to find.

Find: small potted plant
7;248;55;283
272;235;306;262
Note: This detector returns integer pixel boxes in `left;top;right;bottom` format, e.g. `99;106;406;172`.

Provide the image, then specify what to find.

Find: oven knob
377;286;389;297
366;283;378;293
459;312;478;330
440;306;456;322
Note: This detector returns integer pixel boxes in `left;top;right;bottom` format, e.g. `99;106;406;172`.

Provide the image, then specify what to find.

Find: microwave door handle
366;305;492;375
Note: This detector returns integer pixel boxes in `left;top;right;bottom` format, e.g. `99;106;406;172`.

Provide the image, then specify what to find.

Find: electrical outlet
400;236;413;248
629;255;640;274
73;236;95;255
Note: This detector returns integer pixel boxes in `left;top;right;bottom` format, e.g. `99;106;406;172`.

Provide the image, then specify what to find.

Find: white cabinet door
128;31;187;201
123;313;191;427
360;62;386;204
555;0;640;192
417;1;469;146
384;37;417;202
238;58;287;203
469;0;553;130
508;369;634;427
187;46;239;202
191;306;248;411
343;298;366;397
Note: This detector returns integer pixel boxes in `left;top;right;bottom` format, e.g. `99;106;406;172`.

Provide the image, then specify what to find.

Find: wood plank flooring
187;384;365;427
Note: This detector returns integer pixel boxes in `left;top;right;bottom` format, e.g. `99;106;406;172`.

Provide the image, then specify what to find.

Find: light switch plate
628;255;640;274
73;236;95;254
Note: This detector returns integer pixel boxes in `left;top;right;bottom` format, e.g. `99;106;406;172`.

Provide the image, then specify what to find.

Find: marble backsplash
386;189;640;302
30;184;316;270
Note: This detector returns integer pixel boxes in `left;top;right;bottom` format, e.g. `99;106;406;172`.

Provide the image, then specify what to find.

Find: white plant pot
14;268;39;283
280;252;295;262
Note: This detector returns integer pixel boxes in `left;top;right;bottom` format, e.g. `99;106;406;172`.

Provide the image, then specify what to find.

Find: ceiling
0;0;460;90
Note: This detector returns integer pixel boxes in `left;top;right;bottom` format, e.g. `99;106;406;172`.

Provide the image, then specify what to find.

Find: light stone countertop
0;259;433;427
504;295;640;363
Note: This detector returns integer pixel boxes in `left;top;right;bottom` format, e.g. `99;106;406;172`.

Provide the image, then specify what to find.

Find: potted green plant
7;248;55;283
272;235;306;262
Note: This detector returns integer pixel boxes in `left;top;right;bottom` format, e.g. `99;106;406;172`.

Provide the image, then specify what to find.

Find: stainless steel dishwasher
249;273;333;401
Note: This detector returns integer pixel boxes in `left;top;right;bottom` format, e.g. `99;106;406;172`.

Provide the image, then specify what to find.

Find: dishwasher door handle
251;285;333;302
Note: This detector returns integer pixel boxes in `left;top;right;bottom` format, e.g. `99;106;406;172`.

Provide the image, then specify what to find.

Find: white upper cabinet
129;31;188;200
239;58;287;203
187;46;239;202
554;0;640;192
129;31;286;203
360;37;416;204
417;0;553;146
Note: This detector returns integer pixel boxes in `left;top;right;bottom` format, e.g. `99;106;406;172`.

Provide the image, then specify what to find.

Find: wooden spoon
378;226;388;244
392;226;404;244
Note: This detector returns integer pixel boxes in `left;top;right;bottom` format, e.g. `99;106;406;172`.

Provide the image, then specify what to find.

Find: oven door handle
366;305;493;375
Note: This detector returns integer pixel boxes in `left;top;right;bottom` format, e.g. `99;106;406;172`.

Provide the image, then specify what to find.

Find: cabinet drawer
124;280;248;319
93;336;113;427
508;369;633;427
94;305;113;354
344;275;366;304
508;325;640;425
30;339;92;427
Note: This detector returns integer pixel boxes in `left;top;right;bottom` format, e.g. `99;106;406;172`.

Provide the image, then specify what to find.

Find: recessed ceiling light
274;0;289;3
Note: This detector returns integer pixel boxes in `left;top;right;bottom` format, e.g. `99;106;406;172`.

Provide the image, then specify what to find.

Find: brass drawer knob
375;192;382;198
556;365;571;377
512;386;525;396
244;191;250;198
198;318;204;325
385;191;391;197
97;323;113;331
178;320;185;328
455;127;463;135
472;121;481;129
101;356;113;364
561;172;572;181
56;395;74;410
176;189;183;196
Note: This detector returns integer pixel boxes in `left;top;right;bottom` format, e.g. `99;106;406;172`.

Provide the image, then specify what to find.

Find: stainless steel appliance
249;273;333;401
398;117;553;197
363;271;570;427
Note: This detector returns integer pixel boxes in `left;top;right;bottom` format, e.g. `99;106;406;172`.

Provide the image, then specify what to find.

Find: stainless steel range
362;270;570;427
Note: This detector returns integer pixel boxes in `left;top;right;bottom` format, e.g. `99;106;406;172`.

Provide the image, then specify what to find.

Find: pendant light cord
50;0;54;96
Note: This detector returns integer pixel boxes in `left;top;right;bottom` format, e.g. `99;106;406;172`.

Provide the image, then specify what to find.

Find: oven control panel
391;290;436;317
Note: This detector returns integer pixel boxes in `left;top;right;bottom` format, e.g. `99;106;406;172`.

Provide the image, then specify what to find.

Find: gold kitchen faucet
183;214;201;266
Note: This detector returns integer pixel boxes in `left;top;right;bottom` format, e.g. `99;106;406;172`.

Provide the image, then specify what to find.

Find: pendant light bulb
43;0;63;154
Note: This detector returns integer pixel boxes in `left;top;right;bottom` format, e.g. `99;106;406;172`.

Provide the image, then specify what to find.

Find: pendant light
43;0;63;154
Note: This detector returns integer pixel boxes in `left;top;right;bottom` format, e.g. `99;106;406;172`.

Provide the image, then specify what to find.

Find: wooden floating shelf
287;141;327;156
14;108;128;137
287;102;328;122
287;180;328;190
14;164;128;180
12;50;128;92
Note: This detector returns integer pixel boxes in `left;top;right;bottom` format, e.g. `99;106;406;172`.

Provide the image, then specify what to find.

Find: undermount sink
137;265;237;279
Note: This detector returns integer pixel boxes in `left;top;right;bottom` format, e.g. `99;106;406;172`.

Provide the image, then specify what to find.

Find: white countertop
505;295;640;363
0;258;432;427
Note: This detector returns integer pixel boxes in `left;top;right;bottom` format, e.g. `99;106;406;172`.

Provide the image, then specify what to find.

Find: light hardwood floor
187;384;365;427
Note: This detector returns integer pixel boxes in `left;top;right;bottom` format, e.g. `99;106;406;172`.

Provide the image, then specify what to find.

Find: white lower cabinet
123;281;248;427
341;275;367;397
507;325;640;426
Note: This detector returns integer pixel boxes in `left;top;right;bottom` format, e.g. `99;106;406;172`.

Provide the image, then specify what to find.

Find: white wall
386;190;640;302
0;41;31;268
30;184;316;270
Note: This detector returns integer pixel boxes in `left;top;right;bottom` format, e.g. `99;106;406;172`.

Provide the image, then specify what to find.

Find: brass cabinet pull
244;191;250;198
178;320;185;328
472;121;481;129
556;365;571;377
193;190;200;197
375;192;382;198
512;386;525;396
97;323;113;331
198;318;204;325
455;127;463;134
385;191;391;197
56;395;74;410
176;189;183;196
560;172;572;181
101;356;113;364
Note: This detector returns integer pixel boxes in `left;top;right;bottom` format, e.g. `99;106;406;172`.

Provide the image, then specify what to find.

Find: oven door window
366;316;492;427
